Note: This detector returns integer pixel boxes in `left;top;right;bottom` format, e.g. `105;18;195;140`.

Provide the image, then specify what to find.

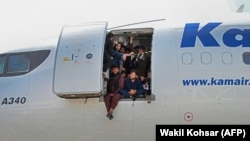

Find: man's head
111;65;119;74
106;32;114;40
138;46;145;54
135;45;145;54
129;70;137;80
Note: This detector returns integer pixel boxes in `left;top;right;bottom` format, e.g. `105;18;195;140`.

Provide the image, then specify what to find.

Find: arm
112;49;123;58
113;76;125;95
127;35;136;55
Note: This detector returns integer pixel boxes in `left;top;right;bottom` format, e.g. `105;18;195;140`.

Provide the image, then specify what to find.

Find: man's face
129;72;137;80
138;48;144;54
110;36;114;41
112;67;119;74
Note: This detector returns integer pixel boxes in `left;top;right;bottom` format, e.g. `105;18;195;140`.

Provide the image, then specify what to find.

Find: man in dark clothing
103;32;115;79
120;70;144;100
134;45;151;78
104;65;124;120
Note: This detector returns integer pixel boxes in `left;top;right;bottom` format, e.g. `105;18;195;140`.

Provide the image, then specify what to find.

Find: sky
0;0;249;52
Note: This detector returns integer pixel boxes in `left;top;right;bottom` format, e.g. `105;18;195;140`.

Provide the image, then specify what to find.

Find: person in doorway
111;42;125;69
121;70;144;101
103;32;127;80
103;32;115;80
104;64;124;120
133;45;151;79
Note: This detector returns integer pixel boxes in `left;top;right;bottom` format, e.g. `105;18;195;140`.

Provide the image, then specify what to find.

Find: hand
109;93;114;97
122;54;127;61
121;67;126;71
130;35;134;43
129;90;136;95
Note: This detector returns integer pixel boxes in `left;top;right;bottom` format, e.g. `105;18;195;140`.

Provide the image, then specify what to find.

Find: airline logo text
181;22;250;47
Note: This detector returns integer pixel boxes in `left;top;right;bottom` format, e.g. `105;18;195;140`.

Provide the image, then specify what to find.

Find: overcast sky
0;0;249;51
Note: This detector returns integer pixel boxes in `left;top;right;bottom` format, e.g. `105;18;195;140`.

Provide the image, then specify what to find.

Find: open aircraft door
53;22;107;98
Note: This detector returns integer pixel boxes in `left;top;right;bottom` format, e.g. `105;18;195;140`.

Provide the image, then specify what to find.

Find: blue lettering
224;29;245;47
181;23;221;47
243;29;250;47
210;77;217;85
181;22;250;48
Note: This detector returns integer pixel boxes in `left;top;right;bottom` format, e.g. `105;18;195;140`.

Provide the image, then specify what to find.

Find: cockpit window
0;56;4;74
0;50;50;77
7;54;30;73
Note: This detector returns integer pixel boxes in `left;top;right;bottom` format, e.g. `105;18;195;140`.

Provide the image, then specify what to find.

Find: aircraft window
0;56;5;74
182;52;192;64
201;52;211;64
7;54;30;73
243;52;250;65
222;52;233;64
0;50;50;77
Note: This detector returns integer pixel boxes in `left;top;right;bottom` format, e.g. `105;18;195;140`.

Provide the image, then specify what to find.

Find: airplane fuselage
0;19;250;141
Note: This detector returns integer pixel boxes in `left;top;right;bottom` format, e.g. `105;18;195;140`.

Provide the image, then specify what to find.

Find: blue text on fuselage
180;22;250;48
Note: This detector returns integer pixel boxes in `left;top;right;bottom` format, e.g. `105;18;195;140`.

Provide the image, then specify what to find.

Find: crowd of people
103;32;151;120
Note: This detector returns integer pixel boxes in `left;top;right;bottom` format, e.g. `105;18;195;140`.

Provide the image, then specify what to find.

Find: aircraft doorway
101;28;155;102
53;23;155;101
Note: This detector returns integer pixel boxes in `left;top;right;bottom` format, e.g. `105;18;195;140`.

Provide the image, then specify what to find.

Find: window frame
0;50;50;77
7;54;31;74
243;52;250;65
0;55;5;74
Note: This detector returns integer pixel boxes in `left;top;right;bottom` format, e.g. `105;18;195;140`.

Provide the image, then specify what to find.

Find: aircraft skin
1;6;250;141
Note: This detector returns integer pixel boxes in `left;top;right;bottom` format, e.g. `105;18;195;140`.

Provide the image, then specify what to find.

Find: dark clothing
111;49;123;67
103;38;114;72
122;42;137;74
105;38;114;57
123;55;132;74
134;52;151;77
104;94;121;113
104;73;124;113
141;78;151;95
127;42;136;53
107;73;124;94
103;54;112;72
121;78;144;98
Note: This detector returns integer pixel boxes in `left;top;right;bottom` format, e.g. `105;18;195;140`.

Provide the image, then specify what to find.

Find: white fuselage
0;18;250;141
